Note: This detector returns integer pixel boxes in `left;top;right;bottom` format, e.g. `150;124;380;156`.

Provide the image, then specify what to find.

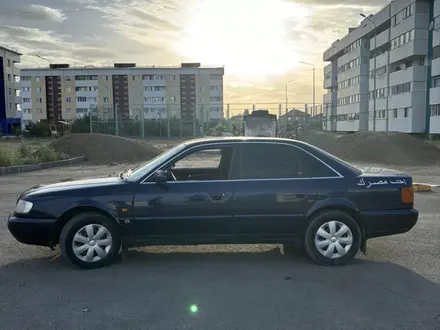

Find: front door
132;144;236;238
231;142;340;237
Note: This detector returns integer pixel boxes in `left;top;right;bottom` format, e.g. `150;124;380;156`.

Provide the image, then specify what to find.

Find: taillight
402;186;414;204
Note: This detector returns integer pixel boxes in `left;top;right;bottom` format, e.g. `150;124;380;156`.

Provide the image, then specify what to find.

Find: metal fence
87;103;325;138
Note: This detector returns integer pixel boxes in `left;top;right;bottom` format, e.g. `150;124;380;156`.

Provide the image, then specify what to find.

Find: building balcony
370;29;390;50
432;58;440;77
15;96;21;104
390;39;428;64
430;87;440;105
389;66;427;86
369;52;389;69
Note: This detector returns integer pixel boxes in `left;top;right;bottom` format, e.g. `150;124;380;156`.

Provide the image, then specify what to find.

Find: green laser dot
190;305;198;313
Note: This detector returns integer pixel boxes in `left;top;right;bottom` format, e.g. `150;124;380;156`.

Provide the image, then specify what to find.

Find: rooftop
0;45;22;56
20;63;225;71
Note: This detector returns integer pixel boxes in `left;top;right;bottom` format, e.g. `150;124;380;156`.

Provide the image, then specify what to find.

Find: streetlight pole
299;61;315;116
361;13;377;132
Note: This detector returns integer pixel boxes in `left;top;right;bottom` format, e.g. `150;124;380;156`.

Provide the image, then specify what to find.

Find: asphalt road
1;164;440;329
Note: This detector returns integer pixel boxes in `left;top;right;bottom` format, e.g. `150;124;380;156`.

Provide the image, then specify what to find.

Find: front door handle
211;193;226;201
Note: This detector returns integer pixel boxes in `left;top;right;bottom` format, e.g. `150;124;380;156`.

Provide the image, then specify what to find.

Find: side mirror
155;170;167;183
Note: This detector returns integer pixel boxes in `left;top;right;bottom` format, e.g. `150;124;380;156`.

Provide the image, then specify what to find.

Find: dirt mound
299;130;342;152
303;131;440;166
51;133;162;164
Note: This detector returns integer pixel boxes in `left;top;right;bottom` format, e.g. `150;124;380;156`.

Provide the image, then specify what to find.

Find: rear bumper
7;213;57;247
361;208;419;239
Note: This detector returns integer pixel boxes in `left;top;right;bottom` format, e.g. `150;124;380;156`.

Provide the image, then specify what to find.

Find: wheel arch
306;199;366;253
51;205;120;246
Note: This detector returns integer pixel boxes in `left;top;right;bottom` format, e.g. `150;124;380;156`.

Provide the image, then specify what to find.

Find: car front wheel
60;212;121;269
304;210;361;266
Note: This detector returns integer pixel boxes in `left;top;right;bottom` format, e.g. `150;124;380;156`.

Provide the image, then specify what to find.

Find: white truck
242;110;277;137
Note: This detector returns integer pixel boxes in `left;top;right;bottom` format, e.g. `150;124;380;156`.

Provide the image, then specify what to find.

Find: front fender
60;199;122;224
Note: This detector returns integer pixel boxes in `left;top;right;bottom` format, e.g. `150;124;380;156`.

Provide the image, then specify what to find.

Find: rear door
231;142;341;236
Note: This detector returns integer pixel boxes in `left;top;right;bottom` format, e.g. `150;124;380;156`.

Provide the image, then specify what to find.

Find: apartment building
322;0;439;134
0;46;21;134
20;63;224;123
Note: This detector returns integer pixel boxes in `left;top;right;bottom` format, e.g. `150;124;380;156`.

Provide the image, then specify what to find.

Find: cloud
0;5;66;23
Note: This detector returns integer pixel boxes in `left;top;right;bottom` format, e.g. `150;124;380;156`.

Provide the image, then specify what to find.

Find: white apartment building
0;46;22;133
323;0;440;135
20;63;224;124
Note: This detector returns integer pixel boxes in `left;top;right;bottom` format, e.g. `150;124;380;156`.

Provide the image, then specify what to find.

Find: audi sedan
8;137;418;269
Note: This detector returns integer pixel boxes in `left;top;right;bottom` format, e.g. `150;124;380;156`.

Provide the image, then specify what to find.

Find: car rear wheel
304;210;361;266
60;212;121;269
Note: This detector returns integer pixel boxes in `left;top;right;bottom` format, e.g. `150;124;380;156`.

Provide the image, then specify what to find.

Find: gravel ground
0;163;440;329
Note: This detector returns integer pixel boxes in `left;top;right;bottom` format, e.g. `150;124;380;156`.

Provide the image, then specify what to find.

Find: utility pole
299;61;315;116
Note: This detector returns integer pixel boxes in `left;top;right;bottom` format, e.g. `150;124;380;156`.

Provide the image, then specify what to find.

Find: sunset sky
0;0;388;115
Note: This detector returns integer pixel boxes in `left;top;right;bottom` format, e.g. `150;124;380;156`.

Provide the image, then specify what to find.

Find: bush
24;122;50;138
71;115;91;133
0;149;14;166
33;145;66;163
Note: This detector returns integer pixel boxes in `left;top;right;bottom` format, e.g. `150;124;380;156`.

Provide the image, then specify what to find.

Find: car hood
21;177;124;198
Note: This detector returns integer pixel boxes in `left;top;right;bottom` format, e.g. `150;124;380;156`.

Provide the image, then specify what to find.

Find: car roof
184;136;303;146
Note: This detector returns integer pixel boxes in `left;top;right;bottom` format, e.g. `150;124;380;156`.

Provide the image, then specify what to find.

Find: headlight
14;200;33;214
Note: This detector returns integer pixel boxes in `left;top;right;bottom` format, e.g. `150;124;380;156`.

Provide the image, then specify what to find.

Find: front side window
237;144;338;180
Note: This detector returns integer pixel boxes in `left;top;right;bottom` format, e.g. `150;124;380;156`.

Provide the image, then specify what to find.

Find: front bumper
362;208;419;239
8;213;57;247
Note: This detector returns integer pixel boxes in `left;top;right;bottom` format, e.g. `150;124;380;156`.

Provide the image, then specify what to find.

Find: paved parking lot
1;164;440;329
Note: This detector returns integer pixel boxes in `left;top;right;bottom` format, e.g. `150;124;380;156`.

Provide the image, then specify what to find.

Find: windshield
126;143;187;182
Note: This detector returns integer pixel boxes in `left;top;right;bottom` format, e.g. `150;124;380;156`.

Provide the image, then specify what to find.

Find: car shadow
1;247;440;330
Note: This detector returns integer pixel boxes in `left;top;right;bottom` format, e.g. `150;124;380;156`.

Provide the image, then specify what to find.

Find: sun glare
177;0;308;77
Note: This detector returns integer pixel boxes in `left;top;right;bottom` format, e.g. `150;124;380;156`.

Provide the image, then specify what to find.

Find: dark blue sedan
8;137;418;269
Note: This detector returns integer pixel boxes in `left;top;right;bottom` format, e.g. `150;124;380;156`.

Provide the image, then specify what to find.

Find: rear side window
237;143;339;179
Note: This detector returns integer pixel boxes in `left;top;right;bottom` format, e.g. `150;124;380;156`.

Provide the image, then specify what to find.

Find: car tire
304;210;361;266
60;212;121;269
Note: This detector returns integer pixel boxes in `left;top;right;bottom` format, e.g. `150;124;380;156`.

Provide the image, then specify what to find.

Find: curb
413;183;438;192
0;156;85;175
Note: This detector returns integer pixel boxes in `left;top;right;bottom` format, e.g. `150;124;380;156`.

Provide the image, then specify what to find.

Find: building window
22;87;30;92
155;75;164;80
77;96;87;102
65;76;71;81
7;59;11;67
22;98;30;103
36;98;42;103
431;104;440;116
7;74;11;82
338;57;360;74
404;107;410;117
143;75;154;80
391;30;415;50
170;96;176;102
66;87;72;93
66;97;71;103
337;94;360;106
21;76;31;81
390;82;411;95
35;76;40;82
211;86;221;91
433;77;440;88
103;97;109;103
36;87;41;93
66;108;72;113
210;97;222;102
171;75;176;80
103;87;109;92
